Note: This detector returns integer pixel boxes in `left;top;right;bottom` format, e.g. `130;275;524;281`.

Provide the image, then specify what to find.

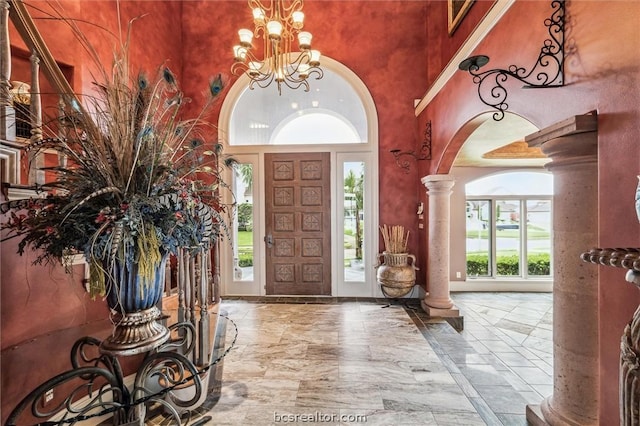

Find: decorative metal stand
4;314;236;426
581;247;640;425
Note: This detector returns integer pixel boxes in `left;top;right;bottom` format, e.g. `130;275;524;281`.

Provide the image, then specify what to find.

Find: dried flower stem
379;224;409;254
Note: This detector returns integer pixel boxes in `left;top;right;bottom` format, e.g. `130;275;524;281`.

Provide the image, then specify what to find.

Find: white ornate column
525;114;599;426
28;51;44;185
421;175;460;320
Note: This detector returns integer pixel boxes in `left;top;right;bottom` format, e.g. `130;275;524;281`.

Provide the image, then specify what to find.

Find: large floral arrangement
0;18;234;298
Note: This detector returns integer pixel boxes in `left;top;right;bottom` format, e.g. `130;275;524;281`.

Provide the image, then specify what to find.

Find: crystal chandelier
231;0;323;95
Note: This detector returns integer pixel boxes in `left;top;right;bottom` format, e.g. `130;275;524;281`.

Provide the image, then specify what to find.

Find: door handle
264;234;274;248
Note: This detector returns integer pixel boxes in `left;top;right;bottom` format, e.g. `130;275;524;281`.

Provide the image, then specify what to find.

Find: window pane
230;69;367;145
527;200;552;276
496;200;520;276
466;200;491;277
344;162;365;281
272;113;361;144
233;163;254;281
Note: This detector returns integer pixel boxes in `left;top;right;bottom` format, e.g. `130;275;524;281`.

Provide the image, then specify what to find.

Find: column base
536;396;598;426
423;295;454;310
420;300;464;331
526;404;549;426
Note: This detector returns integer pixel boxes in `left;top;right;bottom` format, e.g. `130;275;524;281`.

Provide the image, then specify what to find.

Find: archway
438;112;550;291
218;56;380;297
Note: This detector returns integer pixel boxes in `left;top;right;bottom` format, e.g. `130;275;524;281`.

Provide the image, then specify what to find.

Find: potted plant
376;224;418;298
0;18;234;356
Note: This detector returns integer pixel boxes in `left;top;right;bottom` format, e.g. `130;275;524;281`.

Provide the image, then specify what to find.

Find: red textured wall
417;1;640;424
179;0;429;284
2;1;184;421
4;0;638;423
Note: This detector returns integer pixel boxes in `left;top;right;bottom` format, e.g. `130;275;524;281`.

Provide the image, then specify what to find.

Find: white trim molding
414;0;515;116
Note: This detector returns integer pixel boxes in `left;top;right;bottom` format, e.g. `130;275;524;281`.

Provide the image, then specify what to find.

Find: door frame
220;148;379;297
218;56;379;297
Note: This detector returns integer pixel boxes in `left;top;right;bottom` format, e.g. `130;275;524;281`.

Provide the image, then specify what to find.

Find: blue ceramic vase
100;255;170;356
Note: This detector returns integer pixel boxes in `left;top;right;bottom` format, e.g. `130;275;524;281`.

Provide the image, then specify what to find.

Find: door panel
265;153;331;295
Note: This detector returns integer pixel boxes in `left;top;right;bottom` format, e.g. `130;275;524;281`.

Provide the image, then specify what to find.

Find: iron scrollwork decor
391;121;432;173
5;317;238;426
458;0;565;121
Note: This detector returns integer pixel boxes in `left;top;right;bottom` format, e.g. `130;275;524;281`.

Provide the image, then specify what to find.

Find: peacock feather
0;7;236;275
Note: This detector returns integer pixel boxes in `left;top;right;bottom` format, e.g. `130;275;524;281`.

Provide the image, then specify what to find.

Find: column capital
526;114;598;170
421;174;455;192
526;114;597;147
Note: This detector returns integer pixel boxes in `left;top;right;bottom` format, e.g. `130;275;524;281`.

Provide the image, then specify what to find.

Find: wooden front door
265;152;331;295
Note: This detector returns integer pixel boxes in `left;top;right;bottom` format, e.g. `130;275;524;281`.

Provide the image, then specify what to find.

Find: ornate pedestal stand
4;313;235;426
581;247;640;425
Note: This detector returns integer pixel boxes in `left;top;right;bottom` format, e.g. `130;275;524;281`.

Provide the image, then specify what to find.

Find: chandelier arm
306;67;323;81
285;50;310;73
281;78;310;92
248;0;272;16
260;28;270;63
279;0;304;18
282;28;294;57
248;73;275;90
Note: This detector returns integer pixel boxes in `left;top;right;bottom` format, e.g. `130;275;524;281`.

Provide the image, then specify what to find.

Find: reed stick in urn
379;224;410;254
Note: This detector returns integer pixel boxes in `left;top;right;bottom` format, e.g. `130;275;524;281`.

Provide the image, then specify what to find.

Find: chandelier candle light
232;0;323;94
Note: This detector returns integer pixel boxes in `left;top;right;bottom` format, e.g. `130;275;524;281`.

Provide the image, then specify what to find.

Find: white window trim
217;56;380;297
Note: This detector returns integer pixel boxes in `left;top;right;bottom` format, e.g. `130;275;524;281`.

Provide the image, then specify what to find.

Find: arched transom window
229;68;367;145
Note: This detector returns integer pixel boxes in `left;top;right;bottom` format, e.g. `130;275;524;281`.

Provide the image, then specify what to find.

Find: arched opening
443;112;552;292
218;56;379;297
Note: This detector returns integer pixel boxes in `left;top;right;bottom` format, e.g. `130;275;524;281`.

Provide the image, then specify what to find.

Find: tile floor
162;292;553;425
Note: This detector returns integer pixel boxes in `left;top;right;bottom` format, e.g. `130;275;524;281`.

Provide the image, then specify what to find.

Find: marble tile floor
152;292;553;426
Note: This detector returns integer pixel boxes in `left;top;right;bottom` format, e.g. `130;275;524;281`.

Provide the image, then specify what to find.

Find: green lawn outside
237;231;253;248
237;231;254;266
466;229;549;239
467;249;550;256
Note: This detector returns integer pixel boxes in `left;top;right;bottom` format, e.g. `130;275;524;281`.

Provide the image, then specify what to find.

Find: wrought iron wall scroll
391;120;432;173
458;0;565;121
